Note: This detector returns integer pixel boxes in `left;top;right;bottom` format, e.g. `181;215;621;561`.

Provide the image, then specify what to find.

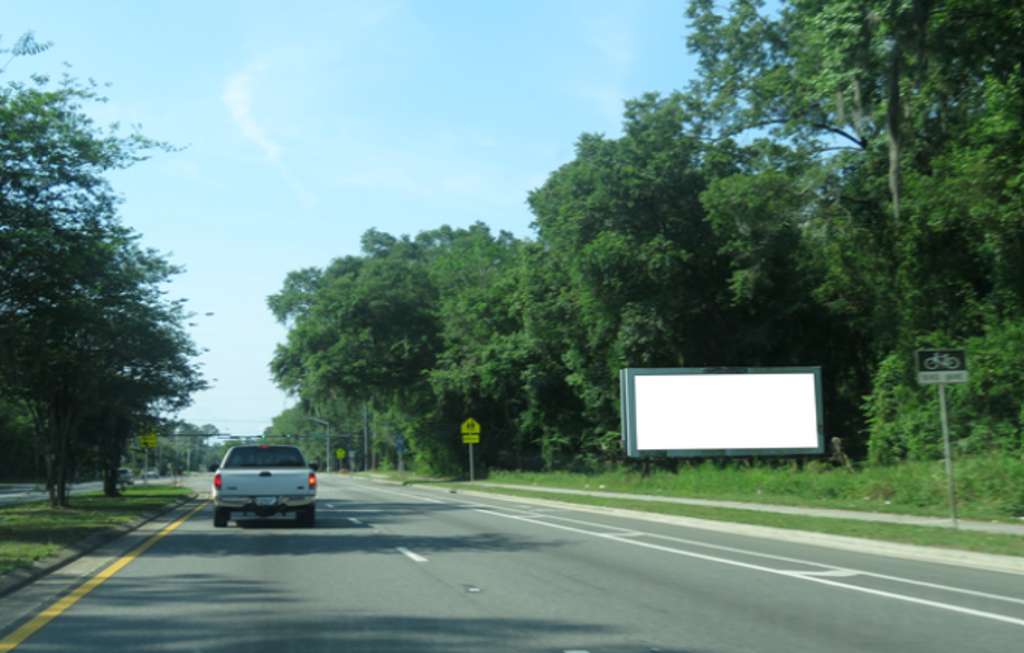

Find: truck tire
296;505;316;527
214;507;230;528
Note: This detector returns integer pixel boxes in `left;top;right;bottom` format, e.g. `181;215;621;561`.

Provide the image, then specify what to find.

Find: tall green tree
683;0;1023;459
0;56;204;504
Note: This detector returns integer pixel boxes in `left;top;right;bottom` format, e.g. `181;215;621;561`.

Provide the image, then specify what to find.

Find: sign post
394;435;406;477
916;349;968;529
461;418;481;482
139;429;158;487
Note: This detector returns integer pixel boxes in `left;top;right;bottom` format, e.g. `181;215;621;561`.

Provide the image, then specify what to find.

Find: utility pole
363;400;369;472
307;417;331;472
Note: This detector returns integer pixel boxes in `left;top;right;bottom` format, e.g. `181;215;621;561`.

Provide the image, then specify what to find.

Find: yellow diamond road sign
461;418;481;435
139;429;158;449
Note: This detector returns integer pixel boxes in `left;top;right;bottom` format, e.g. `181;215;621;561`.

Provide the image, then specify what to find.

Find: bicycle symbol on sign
923;352;962;371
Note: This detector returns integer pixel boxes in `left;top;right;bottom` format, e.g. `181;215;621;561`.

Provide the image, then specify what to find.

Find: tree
526;93;739;461
0;54;204;505
682;0;1023;458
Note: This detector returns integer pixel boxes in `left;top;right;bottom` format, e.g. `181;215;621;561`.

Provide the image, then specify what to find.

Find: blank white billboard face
634;373;819;451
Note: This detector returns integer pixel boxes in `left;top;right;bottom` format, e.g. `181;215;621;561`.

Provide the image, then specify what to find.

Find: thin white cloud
222;63;317;208
223;65;282;161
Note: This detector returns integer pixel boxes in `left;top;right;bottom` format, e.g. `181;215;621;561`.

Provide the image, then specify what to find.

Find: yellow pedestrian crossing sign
461;418;480;435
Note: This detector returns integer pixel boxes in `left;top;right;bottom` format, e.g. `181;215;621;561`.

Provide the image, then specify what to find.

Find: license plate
255;497;277;506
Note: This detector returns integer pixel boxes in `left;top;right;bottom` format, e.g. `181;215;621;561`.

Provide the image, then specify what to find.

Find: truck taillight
214;473;222;490
309;473;317;488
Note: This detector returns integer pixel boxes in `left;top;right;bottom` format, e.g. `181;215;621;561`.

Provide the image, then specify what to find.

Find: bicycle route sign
916;349;969;385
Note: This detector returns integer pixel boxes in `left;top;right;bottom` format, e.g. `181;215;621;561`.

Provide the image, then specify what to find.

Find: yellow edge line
0;500;209;652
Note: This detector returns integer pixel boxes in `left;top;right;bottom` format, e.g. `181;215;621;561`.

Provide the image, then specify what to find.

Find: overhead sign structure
916;349;968;385
620;367;824;458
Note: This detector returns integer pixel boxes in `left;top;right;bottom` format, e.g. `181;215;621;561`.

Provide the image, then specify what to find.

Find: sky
3;0;701;436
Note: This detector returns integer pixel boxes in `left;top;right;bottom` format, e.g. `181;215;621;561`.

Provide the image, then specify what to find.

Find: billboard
620;367;824;458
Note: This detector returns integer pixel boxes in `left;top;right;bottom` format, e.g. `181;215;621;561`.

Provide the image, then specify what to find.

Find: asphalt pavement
0;482;104;506
0;475;1020;652
0;478;175;506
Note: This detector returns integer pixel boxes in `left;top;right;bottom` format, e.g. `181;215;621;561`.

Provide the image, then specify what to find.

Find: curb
375;479;1024;576
0;490;200;599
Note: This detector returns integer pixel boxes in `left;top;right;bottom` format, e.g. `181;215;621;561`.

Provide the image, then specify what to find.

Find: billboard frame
620;366;824;458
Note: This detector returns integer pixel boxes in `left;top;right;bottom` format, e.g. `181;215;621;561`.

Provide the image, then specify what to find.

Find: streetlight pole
307;417;330;473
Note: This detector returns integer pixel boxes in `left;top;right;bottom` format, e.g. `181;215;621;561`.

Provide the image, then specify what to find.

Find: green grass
440;485;1024;557
374;455;1024;557
0;485;191;575
480;455;1024;523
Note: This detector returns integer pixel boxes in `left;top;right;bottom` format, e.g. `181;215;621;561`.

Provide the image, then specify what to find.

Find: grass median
0;485;192;575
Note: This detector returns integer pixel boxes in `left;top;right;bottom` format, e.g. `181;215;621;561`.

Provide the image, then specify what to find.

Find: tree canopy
0;36;205;502
268;0;1022;473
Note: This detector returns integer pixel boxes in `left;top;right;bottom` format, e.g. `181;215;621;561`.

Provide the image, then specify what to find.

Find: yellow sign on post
336;448;346;459
461;418;481;482
139;430;158;449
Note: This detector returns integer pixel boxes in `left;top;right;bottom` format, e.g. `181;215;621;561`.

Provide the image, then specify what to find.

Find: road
1;475;1021;652
0;478;175;507
0;482;107;507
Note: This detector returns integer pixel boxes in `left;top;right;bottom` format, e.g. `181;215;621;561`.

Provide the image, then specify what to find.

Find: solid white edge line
356;482;1024;607
474;507;1024;628
505;502;1024;607
351;481;1024;622
448;486;1024;576
397;546;428;563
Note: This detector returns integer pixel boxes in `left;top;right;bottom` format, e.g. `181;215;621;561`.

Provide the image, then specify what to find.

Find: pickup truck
209;445;318;527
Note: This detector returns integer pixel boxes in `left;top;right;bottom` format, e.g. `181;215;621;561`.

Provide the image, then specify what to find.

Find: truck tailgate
218;469;313;497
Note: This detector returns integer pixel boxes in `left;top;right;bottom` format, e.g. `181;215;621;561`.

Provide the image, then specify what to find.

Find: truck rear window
223;446;307;468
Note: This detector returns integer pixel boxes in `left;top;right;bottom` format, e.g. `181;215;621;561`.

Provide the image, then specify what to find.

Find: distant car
144;468;159;478
117;468;134;486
